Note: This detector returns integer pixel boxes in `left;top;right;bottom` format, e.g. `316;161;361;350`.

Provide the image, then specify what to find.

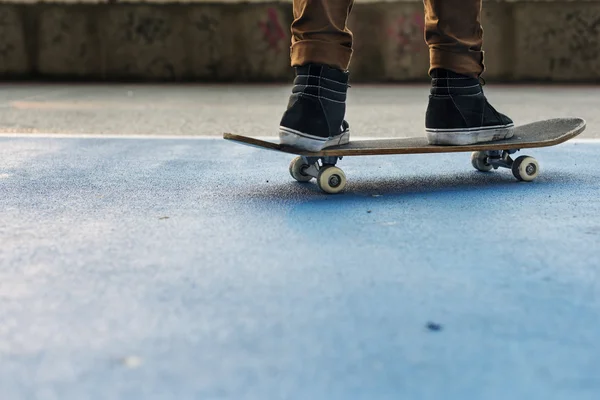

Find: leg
423;0;514;146
279;0;354;152
424;0;484;78
291;0;355;70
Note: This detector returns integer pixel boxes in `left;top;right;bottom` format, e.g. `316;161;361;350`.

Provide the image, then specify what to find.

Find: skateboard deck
223;117;586;194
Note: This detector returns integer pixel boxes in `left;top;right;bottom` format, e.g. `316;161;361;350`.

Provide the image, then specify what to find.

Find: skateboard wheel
470;151;493;172
512;156;539;182
289;156;313;182
317;166;347;194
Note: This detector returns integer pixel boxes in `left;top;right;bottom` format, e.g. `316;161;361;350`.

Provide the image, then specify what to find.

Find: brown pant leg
424;0;484;78
290;0;355;70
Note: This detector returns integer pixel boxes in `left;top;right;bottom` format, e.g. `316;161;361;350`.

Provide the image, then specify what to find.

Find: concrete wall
0;0;598;82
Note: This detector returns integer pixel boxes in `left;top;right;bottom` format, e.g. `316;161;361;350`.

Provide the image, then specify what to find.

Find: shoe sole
426;124;515;146
279;126;350;152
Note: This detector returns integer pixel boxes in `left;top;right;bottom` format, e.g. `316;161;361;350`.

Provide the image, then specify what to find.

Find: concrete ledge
0;1;598;81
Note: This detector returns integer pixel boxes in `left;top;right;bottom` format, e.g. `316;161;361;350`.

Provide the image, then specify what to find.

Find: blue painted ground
1;136;600;400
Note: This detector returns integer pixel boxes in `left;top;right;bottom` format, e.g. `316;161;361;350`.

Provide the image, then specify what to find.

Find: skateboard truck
289;156;347;194
471;150;540;182
300;156;341;176
484;149;518;169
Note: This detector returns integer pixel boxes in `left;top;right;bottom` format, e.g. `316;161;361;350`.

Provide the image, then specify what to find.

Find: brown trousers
291;0;484;77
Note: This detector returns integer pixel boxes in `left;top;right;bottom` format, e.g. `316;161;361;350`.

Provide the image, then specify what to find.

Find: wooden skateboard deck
223;118;586;157
223;118;586;194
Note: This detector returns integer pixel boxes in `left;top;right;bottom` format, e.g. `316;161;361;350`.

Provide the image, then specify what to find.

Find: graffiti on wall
259;7;286;53
120;12;171;45
564;11;599;64
386;12;426;57
194;12;221;77
519;8;600;78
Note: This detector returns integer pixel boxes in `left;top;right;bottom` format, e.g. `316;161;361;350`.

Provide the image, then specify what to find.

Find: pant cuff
429;47;485;78
291;40;353;71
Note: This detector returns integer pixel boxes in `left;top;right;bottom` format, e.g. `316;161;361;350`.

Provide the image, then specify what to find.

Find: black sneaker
279;64;350;152
426;68;514;146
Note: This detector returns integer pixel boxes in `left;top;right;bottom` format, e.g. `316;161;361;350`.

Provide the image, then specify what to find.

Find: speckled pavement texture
0;83;598;139
1;135;600;399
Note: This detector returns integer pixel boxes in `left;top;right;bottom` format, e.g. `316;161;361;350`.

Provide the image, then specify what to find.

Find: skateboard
223;117;586;194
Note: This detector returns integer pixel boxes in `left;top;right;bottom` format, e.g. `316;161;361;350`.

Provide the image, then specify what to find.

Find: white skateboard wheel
289;156;313;182
471;151;493;172
512;156;540;182
317;166;347;194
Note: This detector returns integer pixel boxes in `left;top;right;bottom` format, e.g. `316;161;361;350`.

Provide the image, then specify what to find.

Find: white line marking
0;133;210;140
0;133;598;144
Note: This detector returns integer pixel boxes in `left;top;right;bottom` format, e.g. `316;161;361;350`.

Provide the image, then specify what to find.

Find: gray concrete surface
1;135;600;399
0;83;598;138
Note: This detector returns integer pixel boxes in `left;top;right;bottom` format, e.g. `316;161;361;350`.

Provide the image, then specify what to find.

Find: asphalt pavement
0;83;598;138
1;83;600;399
